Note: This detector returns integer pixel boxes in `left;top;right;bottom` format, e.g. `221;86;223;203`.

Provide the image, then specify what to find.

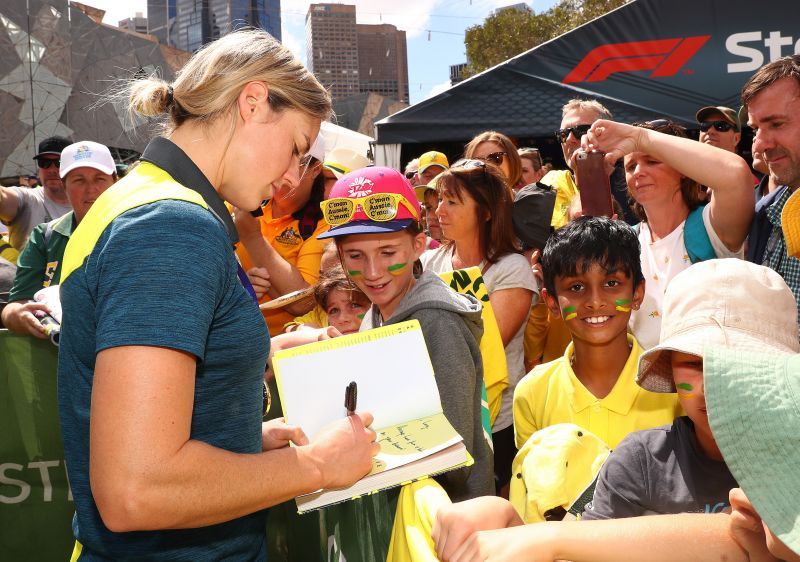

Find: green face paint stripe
614;299;632;306
357;313;365;320
348;270;363;277
562;305;577;320
676;383;693;392
387;263;408;272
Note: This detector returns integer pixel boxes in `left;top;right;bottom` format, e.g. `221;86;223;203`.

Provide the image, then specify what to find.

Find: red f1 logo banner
563;36;711;83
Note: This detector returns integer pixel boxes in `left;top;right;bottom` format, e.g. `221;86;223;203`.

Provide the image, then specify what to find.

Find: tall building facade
151;0;281;52
306;3;409;104
306;3;360;101
147;0;177;46
357;23;408;103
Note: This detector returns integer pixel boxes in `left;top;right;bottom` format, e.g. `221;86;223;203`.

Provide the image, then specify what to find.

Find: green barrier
0;332;399;561
0;330;73;560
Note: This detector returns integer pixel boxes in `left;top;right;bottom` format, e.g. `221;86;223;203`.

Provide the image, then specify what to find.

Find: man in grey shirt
0;136;72;251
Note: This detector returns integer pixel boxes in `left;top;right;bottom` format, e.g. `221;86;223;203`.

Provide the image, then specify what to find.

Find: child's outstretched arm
433;496;524;561
435;511;748;562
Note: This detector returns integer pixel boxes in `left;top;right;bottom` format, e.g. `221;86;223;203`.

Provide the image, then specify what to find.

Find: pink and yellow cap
317;167;420;239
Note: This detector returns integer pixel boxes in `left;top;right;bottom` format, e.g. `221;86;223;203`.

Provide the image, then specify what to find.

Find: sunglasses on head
320;192;420;226
475;151;506;166
36;158;60;169
554;124;591;144
699;120;735;133
405;170;416;179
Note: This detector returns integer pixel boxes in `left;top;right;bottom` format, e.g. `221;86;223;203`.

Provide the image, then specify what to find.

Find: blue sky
92;0;559;104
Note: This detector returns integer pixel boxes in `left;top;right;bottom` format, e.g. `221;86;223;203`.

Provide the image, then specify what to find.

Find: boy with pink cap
319;166;493;501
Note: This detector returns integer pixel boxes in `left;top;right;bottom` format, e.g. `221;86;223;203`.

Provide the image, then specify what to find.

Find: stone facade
0;0;190;177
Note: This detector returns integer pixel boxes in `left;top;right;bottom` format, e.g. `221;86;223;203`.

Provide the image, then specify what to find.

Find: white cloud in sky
424;79;451;100
79;0;148;25
281;24;306;65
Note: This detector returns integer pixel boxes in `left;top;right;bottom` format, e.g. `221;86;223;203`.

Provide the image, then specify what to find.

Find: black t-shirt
582;416;737;519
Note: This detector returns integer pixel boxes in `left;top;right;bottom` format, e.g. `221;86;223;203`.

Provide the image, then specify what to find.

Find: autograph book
272;320;471;512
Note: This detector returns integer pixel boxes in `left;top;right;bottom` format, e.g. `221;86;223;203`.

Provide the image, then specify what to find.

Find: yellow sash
437;267;509;425
60;162;209;284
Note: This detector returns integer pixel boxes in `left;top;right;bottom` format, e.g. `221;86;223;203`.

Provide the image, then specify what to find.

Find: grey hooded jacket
362;270;494;501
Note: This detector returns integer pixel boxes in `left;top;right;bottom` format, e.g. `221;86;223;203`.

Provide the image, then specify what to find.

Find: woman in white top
421;159;536;495
582;119;754;349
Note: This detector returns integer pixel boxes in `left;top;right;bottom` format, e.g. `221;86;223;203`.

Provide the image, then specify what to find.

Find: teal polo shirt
8;211;75;302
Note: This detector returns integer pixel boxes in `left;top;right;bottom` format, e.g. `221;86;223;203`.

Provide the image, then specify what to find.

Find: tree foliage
464;0;630;77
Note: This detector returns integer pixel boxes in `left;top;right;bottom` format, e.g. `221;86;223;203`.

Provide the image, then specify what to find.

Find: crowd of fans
2;28;799;562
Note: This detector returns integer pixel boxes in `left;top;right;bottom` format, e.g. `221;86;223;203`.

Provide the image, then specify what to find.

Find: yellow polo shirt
236;202;329;336
513;335;682;450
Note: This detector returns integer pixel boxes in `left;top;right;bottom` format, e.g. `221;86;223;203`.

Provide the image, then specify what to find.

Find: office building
450;63;467;86
306;3;409;104
119;13;149;35
306;3;360;101
147;0;177;46
357;23;408;103
156;0;281;52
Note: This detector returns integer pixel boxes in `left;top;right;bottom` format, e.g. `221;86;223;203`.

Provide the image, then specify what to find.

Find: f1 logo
563;36;711;83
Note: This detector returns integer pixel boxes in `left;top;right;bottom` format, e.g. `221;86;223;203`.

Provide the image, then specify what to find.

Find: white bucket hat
637;258;800;393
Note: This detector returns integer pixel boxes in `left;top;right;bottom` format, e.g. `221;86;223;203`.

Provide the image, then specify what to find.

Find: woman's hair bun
129;78;173;117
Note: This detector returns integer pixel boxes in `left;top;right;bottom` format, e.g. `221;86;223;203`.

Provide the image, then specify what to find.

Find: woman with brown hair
518;147;545;188
421;160;536;494
581;119;754;349
465;131;523;190
57;30;377;560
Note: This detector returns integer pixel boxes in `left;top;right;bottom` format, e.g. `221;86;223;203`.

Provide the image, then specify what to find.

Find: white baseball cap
59;141;116;179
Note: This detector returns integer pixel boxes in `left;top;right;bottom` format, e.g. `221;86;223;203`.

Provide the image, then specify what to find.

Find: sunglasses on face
475;151;506;166
320;192;420;226
554;124;591;144
699;120;735;133
36;158;60;169
405;170;416;179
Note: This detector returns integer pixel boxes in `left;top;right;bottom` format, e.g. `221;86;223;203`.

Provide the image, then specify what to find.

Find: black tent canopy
375;0;797;164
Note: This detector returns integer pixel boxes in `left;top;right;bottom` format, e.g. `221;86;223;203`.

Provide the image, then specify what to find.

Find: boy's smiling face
542;261;643;347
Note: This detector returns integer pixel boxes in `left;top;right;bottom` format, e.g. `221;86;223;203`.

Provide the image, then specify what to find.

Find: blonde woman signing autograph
57;31;378;561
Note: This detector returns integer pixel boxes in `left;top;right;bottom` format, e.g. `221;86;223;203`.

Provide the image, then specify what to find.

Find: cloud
80;0;148;25
281;24;306;65
424;79;451;100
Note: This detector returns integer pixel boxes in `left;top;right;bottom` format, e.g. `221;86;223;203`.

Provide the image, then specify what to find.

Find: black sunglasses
476;151;506;166
699;120;736;133
405;170;416;179
36;158;60;169
554;124;591;144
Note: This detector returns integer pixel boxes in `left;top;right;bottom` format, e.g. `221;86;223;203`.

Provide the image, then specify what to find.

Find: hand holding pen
345;381;357;417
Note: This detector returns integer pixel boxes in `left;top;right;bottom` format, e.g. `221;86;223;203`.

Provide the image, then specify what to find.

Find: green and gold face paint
615;298;632;312
562;305;577;321
676;382;694;398
357;312;366;320
387;262;409;276
347;270;363;279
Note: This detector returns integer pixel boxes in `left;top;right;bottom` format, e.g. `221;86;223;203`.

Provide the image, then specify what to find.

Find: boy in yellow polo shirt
513;217;681;450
